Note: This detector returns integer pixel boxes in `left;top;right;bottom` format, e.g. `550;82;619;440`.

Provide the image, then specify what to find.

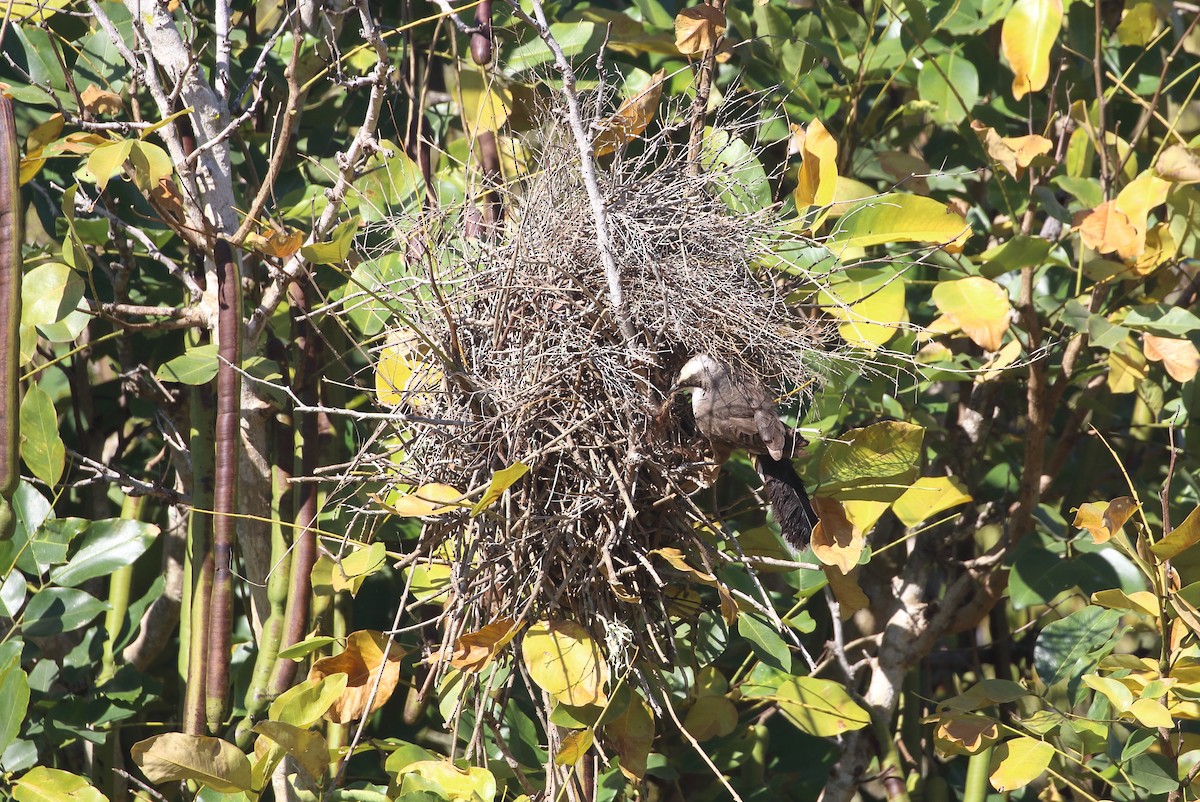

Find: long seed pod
0;95;22;540
205;238;242;729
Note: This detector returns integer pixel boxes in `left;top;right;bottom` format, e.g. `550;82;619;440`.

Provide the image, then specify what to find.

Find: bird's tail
754;454;818;552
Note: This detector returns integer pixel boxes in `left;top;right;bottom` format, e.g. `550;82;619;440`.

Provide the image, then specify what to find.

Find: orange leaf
307;631;406;723
1074;201;1137;255
970;122;1052;179
81;84;123;116
794;118;838;212
935;713;1000;757
1072;497;1139;544
674;5;726;55
593;70;665;158
1144;334;1200;383
449;618;523;672
823;565;868;620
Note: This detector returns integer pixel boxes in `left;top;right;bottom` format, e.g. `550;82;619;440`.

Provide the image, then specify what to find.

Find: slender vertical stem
101;495;147;683
184;381;216;735
205;239;243;728
0;95;21;541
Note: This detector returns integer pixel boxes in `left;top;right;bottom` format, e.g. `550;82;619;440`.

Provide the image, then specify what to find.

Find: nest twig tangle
348;94;846;765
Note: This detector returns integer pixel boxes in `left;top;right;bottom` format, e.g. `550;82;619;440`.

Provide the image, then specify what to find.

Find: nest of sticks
349;103;845;698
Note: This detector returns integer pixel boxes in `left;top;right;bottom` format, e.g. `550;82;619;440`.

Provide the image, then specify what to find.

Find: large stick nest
351;105;845;678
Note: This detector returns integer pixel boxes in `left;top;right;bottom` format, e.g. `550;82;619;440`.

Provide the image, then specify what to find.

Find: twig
502;0;638;348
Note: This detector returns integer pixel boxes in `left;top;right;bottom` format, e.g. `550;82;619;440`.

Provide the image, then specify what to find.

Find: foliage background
0;0;1199;800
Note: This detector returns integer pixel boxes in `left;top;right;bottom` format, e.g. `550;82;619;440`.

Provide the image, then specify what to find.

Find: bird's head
670;354;720;395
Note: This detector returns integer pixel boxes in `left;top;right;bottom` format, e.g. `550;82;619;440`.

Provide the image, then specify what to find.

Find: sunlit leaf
447;618;523;672
989;736;1054;791
13;767;108;802
823;566;868;619
1071;497;1139;544
395;760;497;802
1143;334;1200;383
593;69;665;158
817;268;907;349
1091;589;1159;617
934;713;999;757
268;675;349;728
810;496;862;574
931;276;1012;351
521;620;608;706
380;483;464;517
329;542;387;596
674;5;725;55
892;477;972;527
252;721;328;784
156;343;219;385
19;385;64;488
1000;0;1062;100
1155;144;1200;184
829;193;970;253
307;630;406;723
554;728;594;765
470;462;530;516
301;217;360;265
131;733;252;793
1151;505;1200;561
458;68;511;135
970;122;1052;179
793;118;838;213
771;675;870;736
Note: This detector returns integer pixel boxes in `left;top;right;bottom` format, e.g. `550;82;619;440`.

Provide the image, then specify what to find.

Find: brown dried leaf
245;227;304;260
823;565;868;620
650;546;716;583
970;121;1052;179
604;692;655;781
1144;334;1200;383
81;84;123;116
1071;496;1139;544
307;630;406;723
449;618;523;672
935;713;1000;757
1156;145;1200;183
811;496;863;574
674;5;726;55
593;70;665;158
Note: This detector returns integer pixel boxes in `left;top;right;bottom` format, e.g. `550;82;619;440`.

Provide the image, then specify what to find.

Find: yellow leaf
1132;223;1177;275
892;476;973;528
131;733;252;793
81;84;123;116
329;541;387;596
988;737;1054;792
1083;673;1135;711
522;621;609;706
1128;697;1174;729
827;177;877;217
25;114;63;151
829;193;970;253
1071;497;1139;544
1113;169;1172;261
650;546;717;583
1155;144;1200;183
554;729;594;765
823;565;868;619
246;227;304;259
375;345;442;412
818;269;907;349
1151;504;1200;561
251;722;328;785
977;339;1024;383
593;70;665;158
793;118;838;212
970;122;1052;179
1107;339;1148;394
840;499;890;536
810;496;863;574
674;5;726;55
307;630;406;723
1091;589;1160;617
935;713;999;757
1001;0;1063;100
470;462;530;516
1144;334;1200;383
931;276;1012;351
380;483;464;517
449;618;523;672
395;761;497;801
458;68;510;135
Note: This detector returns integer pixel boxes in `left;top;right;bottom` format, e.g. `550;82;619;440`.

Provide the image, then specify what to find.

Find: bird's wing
753;408;787;461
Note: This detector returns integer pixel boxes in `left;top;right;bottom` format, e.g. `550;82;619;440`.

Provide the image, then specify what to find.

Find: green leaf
737;612;791;672
1123;304;1200;337
301;217;360;265
127;141;173;192
0;642;30;754
1150;504;1200;561
22;587;108;636
131;733;252;794
21;263;84;333
771;675;870;737
917;52;979;125
507;23;604;72
18;385;64;487
277;636;338;661
979;235;1054;278
1033;606;1123;703
817;421;924;501
156;343;219;385
699;127;771;213
13;767;108;802
49;519;158;587
828;193;969;252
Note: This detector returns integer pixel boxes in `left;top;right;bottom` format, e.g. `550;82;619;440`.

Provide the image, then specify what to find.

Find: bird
670;354;818;552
